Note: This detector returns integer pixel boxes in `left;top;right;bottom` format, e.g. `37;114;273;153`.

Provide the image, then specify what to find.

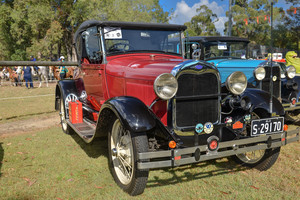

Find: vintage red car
55;20;299;195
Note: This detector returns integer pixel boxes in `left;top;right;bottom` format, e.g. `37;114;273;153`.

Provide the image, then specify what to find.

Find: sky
160;0;297;35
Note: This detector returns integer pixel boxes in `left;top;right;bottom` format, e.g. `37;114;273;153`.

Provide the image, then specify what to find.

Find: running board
67;119;96;142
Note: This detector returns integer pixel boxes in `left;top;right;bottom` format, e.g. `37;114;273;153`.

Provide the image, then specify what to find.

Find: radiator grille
261;66;281;98
175;73;219;128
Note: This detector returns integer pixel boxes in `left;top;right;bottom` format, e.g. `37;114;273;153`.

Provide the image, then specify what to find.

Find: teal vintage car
185;36;300;119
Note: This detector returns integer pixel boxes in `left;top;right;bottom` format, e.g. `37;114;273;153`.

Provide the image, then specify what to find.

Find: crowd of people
0;55;67;88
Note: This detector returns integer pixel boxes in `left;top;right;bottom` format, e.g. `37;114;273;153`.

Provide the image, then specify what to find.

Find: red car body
82;53;184;125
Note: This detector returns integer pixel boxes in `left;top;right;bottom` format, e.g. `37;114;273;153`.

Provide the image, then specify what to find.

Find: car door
81;26;105;110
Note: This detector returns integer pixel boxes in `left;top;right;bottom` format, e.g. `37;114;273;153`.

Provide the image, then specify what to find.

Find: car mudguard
55;79;80;110
291;76;300;101
242;88;285;116
98;96;156;133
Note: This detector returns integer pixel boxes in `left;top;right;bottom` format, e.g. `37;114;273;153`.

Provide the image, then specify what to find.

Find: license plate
251;117;284;136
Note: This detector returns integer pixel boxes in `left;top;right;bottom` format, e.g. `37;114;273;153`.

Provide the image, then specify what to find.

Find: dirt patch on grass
0;112;60;137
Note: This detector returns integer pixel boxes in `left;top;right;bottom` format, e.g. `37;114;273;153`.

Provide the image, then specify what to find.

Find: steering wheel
205;52;217;58
108;43;134;52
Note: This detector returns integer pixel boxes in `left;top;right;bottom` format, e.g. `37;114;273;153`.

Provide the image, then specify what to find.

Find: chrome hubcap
111;119;133;185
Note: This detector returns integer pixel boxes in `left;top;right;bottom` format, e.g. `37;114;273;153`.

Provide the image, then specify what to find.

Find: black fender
281;78;298;103
55;79;80;110
291;76;300;101
97;96;156;133
242;88;284;116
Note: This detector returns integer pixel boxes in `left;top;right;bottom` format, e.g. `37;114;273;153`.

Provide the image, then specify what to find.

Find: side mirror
82;31;89;39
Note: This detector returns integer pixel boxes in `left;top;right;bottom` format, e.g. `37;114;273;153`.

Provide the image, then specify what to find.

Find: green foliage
225;0;283;46
0;0;169;61
184;5;219;36
279;5;299;52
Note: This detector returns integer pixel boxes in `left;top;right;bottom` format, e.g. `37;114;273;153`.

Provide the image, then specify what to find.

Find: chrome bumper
137;128;299;170
283;102;300;112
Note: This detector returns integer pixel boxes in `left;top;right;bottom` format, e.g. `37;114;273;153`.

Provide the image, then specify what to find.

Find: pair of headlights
255;65;296;80
154;72;247;100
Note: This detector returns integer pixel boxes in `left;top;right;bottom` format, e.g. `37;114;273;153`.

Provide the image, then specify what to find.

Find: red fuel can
69;100;83;124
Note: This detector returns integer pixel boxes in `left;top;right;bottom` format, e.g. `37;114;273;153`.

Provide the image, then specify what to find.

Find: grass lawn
0;84;56;123
0;127;299;199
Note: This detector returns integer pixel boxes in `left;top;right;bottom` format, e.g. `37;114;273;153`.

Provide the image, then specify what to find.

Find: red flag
264;15;267;21
256;16;259;24
294;8;297;14
244;18;248;25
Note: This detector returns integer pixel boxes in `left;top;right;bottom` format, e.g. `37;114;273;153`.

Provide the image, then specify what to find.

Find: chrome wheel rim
236;148;265;164
64;93;78;110
237;112;265;164
110;119;134;185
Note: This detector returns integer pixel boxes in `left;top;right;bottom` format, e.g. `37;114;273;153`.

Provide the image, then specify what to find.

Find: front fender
242;88;285;116
55;79;80;110
99;96;156;133
291;76;300;101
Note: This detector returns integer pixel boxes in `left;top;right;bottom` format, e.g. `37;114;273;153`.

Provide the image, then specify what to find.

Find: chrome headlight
254;67;266;80
226;71;247;95
286;65;296;79
154;73;178;100
281;70;286;79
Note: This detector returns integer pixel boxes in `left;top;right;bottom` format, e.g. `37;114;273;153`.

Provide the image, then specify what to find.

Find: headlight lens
226;71;247;95
286;65;296;79
154;73;178;100
254;67;266;80
281;71;286;79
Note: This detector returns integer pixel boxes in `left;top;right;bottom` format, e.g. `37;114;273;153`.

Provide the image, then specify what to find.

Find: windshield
203;41;248;59
103;27;182;55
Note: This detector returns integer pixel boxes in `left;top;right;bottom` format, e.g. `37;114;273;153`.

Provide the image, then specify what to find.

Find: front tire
233;110;281;171
108;118;149;196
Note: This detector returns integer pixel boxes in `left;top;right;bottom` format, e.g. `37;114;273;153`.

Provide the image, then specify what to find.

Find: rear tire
108;118;149;196
59;97;73;135
233;110;281;171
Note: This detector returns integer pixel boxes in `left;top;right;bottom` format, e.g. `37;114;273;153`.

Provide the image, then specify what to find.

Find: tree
0;0;169;61
224;0;282;45
184;5;219;36
283;5;299;53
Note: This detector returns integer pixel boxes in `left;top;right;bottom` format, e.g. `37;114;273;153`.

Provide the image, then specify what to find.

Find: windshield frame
99;26;184;58
201;40;249;60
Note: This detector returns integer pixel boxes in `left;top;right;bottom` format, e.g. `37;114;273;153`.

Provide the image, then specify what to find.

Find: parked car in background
185;36;300;122
55;21;299;196
266;53;286;63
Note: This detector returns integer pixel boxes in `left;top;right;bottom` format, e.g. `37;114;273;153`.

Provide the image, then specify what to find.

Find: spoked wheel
286;110;300;125
59;97;72;134
108;118;149;196
233;110;281;171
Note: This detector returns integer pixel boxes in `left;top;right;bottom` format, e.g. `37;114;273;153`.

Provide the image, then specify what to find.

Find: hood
206;58;267;83
106;53;184;81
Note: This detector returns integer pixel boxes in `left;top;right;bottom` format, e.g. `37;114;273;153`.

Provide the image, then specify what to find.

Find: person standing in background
59;56;67;80
22;66;33;89
16;66;23;86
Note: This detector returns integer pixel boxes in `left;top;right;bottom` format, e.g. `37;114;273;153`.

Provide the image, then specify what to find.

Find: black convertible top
74;20;187;43
188;36;249;43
